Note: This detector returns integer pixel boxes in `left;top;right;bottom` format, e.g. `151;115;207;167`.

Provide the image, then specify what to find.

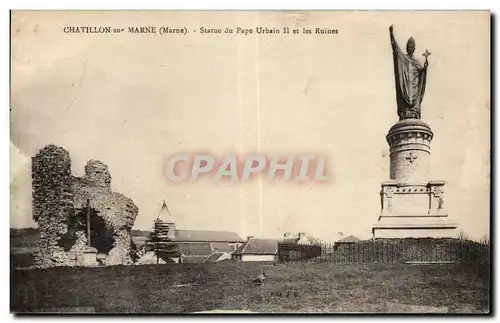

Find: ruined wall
72;160;139;265
32;145;139;267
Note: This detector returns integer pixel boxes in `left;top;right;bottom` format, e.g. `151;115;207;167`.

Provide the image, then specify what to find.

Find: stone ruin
31;145;139;268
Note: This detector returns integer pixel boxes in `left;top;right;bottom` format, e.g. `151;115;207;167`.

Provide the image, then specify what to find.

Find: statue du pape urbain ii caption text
63;26;339;36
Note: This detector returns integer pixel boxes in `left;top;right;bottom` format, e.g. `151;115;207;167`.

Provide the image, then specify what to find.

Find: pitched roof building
233;237;279;262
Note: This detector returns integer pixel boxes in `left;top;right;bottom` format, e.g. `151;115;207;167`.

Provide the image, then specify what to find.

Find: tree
479;235;490;246
148;219;179;264
306;235;323;245
457;230;469;241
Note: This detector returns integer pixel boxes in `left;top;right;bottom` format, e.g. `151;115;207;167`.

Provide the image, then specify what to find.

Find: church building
135;201;245;264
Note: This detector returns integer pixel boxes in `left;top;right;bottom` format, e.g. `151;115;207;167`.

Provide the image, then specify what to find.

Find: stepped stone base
373;216;458;238
372;180;458;239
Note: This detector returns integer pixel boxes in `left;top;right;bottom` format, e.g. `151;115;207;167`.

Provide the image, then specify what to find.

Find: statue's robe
390;34;428;120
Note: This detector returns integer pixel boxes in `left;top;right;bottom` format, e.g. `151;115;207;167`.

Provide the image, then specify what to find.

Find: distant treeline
130;229;151;237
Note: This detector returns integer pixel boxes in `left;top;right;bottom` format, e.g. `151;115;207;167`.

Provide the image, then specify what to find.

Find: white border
2;0;500;10
3;1;497;323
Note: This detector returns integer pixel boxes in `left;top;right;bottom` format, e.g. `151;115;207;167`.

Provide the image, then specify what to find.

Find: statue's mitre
406;37;416;47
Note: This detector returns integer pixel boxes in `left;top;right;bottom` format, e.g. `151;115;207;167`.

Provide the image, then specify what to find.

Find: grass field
11;262;490;313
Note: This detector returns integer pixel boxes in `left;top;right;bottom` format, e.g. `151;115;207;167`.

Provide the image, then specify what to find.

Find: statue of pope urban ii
389;25;429;120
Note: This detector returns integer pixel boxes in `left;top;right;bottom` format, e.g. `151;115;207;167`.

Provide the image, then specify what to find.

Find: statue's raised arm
389;25;401;53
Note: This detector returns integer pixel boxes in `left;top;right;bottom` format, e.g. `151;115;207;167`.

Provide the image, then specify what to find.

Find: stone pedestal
373;119;457;238
82;246;99;266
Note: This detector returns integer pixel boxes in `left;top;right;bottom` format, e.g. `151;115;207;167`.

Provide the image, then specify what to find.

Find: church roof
175;230;244;243
211;242;237;253
157;200;172;221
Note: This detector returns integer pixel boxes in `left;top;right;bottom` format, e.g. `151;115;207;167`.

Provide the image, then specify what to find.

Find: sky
10;11;490;241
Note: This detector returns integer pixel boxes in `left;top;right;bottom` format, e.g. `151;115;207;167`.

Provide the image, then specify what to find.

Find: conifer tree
148;218;179;264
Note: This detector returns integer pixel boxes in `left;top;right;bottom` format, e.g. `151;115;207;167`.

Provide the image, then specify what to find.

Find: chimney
247;236;254;241
284;232;292;238
298;232;306;239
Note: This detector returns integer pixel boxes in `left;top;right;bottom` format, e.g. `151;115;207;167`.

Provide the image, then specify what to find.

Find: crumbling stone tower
31;145;74;267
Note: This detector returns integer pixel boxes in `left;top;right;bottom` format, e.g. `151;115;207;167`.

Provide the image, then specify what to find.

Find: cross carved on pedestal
406;152;418;163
